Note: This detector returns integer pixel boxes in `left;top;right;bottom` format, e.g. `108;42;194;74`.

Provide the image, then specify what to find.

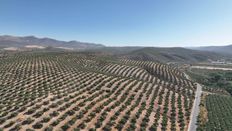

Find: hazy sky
0;0;232;47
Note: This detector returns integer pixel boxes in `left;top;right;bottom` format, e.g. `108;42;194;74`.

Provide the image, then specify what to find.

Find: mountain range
0;35;104;50
0;35;231;63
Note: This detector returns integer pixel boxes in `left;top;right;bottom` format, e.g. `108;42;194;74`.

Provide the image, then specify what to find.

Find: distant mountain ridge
0;35;229;63
190;45;232;55
121;47;225;63
0;35;104;50
87;46;227;63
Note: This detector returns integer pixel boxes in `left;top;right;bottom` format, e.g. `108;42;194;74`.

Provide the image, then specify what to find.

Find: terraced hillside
0;52;195;131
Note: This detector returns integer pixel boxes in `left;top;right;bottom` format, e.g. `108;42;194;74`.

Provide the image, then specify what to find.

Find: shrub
73;128;80;131
22;118;34;125
78;123;86;129
41;117;50;123
0;118;6;124
51;120;59;126
26;108;35;115
89;128;96;131
4;121;15;128
32;122;43;129
61;124;70;130
44;126;53;131
49;111;59;117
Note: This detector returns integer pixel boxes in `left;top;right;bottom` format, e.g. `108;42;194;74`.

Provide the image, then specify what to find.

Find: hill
0;35;228;63
190;45;232;55
86;46;143;54
0;52;194;131
121;47;224;63
0;35;104;50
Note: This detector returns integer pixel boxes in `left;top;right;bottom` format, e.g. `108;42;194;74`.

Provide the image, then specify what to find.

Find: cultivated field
0;52;195;131
197;94;232;131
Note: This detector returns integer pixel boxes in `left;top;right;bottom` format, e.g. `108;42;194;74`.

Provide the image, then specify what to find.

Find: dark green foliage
32;122;43;129
198;95;232;131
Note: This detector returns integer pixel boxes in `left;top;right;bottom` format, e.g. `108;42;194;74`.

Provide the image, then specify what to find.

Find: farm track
188;84;202;131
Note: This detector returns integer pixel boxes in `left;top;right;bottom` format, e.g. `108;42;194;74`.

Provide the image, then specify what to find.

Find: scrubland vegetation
187;68;232;95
